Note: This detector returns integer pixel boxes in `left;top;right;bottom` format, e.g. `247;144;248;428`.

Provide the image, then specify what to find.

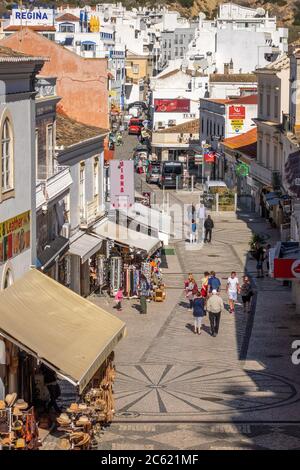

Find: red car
128;118;143;135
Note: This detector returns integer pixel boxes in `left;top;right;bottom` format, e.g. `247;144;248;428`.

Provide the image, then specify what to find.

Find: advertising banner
154;99;190;113
11;8;54;25
110;160;134;209
0;211;31;264
274;258;300;279
204;152;216;163
229;105;245;119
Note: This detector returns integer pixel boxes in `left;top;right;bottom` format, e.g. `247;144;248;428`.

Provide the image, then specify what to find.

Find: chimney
224;63;229;75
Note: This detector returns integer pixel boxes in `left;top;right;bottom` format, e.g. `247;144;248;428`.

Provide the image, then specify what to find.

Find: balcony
250;161;273;186
36;166;73;211
80;197;105;229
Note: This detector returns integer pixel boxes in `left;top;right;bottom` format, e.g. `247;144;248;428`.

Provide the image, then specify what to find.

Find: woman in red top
184;273;198;310
200;271;210;298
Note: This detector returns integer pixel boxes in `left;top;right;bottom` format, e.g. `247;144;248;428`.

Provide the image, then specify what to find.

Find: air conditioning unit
61;222;71;239
168;119;176;126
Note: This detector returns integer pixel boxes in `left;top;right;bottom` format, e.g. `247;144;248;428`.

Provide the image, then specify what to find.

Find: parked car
128;118;144;135
159;161;184;189
146;162;161;184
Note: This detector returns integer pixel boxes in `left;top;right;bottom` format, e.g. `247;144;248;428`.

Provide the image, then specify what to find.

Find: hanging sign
110;160;134;209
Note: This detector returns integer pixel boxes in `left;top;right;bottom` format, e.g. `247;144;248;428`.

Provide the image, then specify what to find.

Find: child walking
114;287;123;311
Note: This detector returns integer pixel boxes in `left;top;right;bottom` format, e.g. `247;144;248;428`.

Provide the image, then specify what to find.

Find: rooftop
202;94;258;105
222;127;257;158
210;73;257;83
157;119;199;134
257;54;290;72
4;25;57;32
56;13;80;22
56;113;109;148
0;45;46;63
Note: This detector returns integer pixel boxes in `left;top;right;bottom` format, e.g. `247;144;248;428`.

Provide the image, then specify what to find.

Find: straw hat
15;438;25;449
13;407;23;417
14;399;28;410
78;403;87;411
57;413;71;426
76;415;90;426
66;403;79;413
5;393;17;407
59;438;71;450
0;400;6;410
12;420;23;431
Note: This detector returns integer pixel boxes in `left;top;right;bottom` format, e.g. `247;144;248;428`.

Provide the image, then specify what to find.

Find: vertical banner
110;160;134;209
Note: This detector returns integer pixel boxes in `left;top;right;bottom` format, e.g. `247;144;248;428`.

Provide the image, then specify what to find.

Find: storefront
93;220;162;297
0;269;126;450
69;231;105;297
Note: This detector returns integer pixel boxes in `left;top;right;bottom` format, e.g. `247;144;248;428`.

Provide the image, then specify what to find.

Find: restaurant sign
0;211;31;264
154;99;190;113
110;160;134;209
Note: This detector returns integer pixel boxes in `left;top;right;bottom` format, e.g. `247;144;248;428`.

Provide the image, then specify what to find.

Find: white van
203;180;228;193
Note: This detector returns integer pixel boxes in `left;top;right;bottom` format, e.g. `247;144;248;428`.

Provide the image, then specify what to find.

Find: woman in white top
226;271;240;314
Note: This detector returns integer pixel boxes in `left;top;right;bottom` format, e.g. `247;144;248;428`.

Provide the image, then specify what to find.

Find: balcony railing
80;197;105;228
250;161;273;185
36;165;72;210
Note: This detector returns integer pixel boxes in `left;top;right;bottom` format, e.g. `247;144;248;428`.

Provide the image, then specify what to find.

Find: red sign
204;152;216;163
273;258;300;279
229;105;245;119
154;99;190;113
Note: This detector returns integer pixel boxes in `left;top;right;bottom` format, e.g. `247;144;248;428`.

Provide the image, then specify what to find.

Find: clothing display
110;257;122;294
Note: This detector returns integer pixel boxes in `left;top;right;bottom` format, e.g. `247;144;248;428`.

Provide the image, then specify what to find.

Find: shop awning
94;220;161;256
69;232;103;264
0;269;126;394
37;236;69;271
119;203;171;237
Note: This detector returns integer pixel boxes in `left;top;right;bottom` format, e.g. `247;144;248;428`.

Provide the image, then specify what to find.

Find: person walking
139;274;150;314
200;271;210;298
208;271;221;294
114;287;123;311
255;244;265;278
240;276;253;313
192;292;206;335
184;274;198;310
190;219;197;244
40;364;61;414
227;271;240;314
204;215;214;243
207;290;224;337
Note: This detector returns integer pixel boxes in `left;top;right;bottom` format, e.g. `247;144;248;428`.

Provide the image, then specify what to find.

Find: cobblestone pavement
43;132;300;450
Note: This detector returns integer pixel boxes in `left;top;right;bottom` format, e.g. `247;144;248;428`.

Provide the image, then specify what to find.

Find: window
94;157;99;199
273;145;278;171
35;129;39;180
258;139;262;163
201;118;204;133
266;94;271;117
46;125;54;177
64;193;70;223
1;118;13;193
175;47;178;57
175;35;178;45
132;64;139;74
82;43;96;52
79;163;85;218
274;95;279;119
59;22;75;33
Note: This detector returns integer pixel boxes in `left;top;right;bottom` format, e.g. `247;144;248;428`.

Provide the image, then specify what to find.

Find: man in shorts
227;271;240;314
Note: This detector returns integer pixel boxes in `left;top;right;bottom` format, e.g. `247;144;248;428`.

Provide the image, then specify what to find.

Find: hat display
13;407;23;417
78;403;87;411
12;420;23;431
0;400;6;410
5;393;17;407
57;413;71;426
76;415;90;426
14;399;28;410
66;403;79;413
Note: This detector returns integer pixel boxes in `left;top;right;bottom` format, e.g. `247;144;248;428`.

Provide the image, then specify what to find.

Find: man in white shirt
227;271;240;314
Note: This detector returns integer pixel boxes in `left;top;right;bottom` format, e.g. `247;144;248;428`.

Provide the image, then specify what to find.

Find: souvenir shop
0;269;126;450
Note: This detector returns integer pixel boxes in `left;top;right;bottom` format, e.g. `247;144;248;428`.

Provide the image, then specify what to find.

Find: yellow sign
0;211;31;263
231;119;244;131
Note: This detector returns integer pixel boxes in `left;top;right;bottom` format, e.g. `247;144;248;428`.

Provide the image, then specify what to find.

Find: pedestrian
208;271;221;294
184;273;198;310
114;287;123;311
204;215;214;243
227;271;240;314
190;219;197;244
207;289;224;337
137;159;143;174
192;291;206;335
40;364;61;414
255;244;265;278
265;244;271;276
200;271;210;298
139;274;150;314
240;276;253;313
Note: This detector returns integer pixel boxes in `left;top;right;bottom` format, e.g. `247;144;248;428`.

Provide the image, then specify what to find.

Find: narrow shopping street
89;133;300;450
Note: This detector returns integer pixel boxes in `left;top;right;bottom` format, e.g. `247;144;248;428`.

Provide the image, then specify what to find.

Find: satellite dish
256;7;265;16
199;12;206;20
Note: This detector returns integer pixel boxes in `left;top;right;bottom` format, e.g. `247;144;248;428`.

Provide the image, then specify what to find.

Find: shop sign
204;152;216;163
154;99;190;113
194;154;203;164
229;105;245;119
12;8;54;25
110;160;134;209
236;162;249;177
230;119;244;133
0;211;31;264
273;257;300;279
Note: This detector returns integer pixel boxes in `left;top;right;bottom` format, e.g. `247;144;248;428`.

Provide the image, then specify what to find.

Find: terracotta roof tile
4;25;56;32
222;128;257;158
56;113;108;148
202;94;258;105
56;13;80;22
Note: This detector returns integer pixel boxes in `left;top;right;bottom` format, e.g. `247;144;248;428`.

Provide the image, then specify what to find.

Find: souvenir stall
55;352;116;451
0;396;40;450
